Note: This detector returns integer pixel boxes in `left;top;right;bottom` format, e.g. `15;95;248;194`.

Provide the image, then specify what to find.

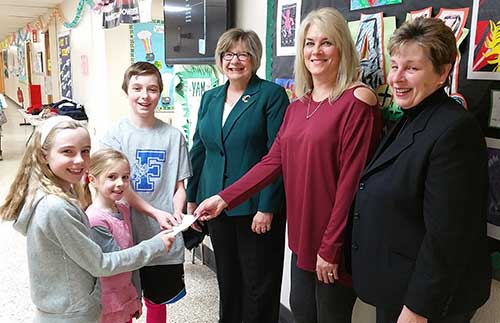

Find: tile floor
0;96;219;323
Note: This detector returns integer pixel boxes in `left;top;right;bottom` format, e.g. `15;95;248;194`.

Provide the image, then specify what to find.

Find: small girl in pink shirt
86;148;142;323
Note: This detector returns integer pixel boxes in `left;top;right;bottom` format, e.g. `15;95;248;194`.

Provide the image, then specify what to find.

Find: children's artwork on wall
17;43;27;83
436;8;469;109
58;34;73;99
354;13;386;92
130;20;175;111
468;0;500;80
350;0;402;11
408;7;432;19
275;78;297;100
173;65;220;148
349;15;400;120
436;8;469;40
276;0;301;56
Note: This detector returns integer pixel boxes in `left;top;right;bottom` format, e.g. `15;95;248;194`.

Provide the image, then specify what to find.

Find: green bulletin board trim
265;0;274;80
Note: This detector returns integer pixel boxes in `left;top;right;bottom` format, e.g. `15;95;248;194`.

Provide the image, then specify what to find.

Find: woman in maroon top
195;8;382;323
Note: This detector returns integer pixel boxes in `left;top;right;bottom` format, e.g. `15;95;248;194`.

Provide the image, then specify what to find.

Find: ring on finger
327;272;334;277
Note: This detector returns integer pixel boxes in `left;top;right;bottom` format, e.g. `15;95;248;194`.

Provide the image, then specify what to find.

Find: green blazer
187;75;289;216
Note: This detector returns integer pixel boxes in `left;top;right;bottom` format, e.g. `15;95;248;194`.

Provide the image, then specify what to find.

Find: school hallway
0;96;220;323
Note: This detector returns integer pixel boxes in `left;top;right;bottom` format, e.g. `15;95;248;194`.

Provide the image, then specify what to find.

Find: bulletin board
267;0;500;130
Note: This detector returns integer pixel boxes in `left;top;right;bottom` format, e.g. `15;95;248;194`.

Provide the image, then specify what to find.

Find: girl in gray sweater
0;116;173;323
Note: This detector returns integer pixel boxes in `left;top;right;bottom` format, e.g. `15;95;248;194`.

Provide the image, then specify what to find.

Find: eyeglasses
222;51;251;61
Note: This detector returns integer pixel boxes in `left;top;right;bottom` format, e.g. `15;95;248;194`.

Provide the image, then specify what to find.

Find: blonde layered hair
294;7;360;100
214;28;262;74
0;120;89;221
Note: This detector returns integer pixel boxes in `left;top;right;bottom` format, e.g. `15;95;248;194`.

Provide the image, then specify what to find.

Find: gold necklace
306;97;328;119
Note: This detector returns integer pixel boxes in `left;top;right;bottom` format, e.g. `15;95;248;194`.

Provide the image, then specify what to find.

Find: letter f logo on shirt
133;149;166;192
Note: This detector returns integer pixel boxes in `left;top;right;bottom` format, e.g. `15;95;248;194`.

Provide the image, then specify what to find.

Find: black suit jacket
351;89;491;319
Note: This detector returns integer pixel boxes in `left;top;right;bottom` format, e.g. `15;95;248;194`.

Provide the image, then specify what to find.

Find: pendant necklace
306;96;328;119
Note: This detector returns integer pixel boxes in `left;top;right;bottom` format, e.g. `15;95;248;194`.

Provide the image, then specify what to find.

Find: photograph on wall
131;20;175;111
58;33;73;99
467;0;500;80
276;0;301;56
350;0;402;11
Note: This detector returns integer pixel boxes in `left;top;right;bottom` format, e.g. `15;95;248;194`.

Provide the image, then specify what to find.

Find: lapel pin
242;95;251;103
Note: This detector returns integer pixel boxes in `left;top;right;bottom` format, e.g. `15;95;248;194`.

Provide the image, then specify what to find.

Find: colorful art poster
468;0;500;80
276;0;301;56
275;78;297;101
131;21;175;111
349;15;402;121
174;65;220;148
350;0;401;11
58;34;72;99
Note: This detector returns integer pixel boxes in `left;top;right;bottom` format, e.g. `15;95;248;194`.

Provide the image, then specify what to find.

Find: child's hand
172;211;184;224
152;210;179;229
158;232;175;252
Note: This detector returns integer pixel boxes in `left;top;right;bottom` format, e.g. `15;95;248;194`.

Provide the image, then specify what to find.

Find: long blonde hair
294;7;360;101
0;120;90;221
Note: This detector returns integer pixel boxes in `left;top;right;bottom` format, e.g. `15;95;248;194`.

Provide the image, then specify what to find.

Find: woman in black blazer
186;28;289;323
351;18;491;323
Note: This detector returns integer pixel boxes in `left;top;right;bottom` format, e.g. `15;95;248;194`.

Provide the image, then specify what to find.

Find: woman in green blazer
187;28;289;323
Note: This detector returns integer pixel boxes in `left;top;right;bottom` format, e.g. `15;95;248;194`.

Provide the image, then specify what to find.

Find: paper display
167;213;200;236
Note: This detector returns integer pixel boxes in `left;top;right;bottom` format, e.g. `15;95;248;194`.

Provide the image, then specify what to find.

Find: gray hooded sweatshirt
13;191;166;323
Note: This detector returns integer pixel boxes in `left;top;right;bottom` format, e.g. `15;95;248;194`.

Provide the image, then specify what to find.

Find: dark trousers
376;306;476;323
289;253;357;323
207;212;286;323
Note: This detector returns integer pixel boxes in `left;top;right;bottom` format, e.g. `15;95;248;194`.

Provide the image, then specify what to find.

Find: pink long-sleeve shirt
219;86;382;285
